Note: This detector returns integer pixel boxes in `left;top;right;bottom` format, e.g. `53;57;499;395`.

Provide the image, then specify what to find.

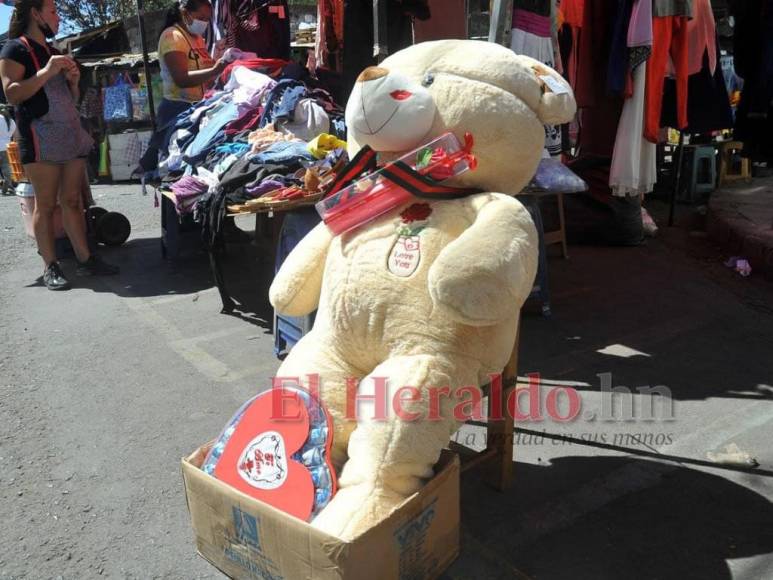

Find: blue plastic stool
678;144;716;202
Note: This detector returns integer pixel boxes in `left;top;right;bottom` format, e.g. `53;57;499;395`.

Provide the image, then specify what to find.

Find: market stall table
211;196;325;315
159;189;202;259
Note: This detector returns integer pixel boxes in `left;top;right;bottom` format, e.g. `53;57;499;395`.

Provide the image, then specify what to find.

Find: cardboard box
182;444;460;580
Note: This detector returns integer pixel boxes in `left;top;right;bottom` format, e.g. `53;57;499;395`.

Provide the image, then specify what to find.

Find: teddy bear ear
530;63;577;126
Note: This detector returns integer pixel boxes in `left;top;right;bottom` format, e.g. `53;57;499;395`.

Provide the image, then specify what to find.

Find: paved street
0;185;771;579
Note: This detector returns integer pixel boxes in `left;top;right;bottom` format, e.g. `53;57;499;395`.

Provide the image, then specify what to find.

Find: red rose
400;203;432;223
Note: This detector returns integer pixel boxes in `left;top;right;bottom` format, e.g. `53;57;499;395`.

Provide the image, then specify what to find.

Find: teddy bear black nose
357;66;389;83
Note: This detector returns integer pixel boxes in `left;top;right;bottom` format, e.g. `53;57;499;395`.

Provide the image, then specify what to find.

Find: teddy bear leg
275;331;363;470
311;354;477;540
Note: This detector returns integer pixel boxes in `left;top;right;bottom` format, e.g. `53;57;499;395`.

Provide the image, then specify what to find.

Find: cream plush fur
269;40;576;540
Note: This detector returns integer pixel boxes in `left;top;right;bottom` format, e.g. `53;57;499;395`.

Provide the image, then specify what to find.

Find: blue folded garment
185;101;240;162
215;142;251;156
249;140;315;165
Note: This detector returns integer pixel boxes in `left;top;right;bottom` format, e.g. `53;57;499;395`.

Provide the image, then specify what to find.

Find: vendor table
157;184;321;312
160;189;202;259
160;158;586;321
210;194;582;317
211;199;322;314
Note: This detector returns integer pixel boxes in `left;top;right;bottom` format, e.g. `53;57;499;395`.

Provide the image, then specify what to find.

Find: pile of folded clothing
156;59;349;245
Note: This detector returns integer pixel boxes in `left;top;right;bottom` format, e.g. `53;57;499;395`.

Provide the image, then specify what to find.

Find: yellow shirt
158;25;214;103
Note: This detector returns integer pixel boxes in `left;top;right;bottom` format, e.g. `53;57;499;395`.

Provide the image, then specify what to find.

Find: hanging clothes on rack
644;3;690;142
607;0;635;97
213;0;291;59
609;0;657;197
661;38;732;135
573;0;624;157
665;0;715;77
557;0;584;87
556;0;644;244
610;63;657;196
341;0;428;104
661;1;732;136
315;0;344;71
627;0;653;68
511;0;555;66
653;0;692;17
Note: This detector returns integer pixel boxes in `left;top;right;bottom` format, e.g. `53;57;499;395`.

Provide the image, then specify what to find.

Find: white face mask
188;18;208;36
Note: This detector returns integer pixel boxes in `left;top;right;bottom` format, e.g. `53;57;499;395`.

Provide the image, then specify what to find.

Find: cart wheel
96;211;131;246
86;206;108;235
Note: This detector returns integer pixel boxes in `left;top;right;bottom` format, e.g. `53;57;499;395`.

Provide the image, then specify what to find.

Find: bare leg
24;162;63;268
82;164;94;206
59;158;90;262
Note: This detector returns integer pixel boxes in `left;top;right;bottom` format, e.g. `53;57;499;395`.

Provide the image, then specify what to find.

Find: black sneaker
43;262;71;291
76;254;120;276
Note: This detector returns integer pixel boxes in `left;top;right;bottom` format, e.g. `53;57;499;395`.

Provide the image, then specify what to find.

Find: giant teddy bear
269;39;576;539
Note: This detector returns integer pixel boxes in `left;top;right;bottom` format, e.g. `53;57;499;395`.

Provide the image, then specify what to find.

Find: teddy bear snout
345;68;438;153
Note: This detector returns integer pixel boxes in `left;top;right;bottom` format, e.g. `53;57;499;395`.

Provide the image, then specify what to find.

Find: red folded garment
219;58;290;85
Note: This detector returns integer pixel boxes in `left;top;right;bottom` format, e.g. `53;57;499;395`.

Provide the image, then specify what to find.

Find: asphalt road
1;186;772;579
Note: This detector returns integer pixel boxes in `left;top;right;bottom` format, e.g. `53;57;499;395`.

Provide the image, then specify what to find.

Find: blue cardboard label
394;500;439;580
226;506;284;580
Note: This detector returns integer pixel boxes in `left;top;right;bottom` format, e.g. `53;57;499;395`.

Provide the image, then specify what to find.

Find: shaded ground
707;175;773;277
0;187;771;579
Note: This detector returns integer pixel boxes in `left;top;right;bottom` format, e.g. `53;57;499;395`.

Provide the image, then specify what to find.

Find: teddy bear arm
428;195;539;326
269;223;333;317
512;54;577;126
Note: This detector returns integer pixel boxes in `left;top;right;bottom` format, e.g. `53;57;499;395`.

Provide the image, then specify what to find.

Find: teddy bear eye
422;73;435;87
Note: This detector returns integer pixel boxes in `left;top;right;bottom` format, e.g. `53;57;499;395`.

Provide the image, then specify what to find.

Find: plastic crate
274;310;317;357
6;142;25;182
273;207;321;357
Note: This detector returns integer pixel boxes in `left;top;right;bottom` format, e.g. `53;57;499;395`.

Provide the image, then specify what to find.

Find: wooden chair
542;192;569;259
449;321;520;490
718;141;751;186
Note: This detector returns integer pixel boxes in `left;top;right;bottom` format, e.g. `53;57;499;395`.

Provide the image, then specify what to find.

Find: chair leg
485;322;520;490
557;192;569;259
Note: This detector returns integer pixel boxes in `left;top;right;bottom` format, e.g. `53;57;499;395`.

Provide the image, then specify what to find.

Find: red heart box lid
213;388;315;520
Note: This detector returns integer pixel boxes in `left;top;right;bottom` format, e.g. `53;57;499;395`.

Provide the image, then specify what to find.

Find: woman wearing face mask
139;0;226;176
0;0;118;291
157;0;228;122
151;0;252;242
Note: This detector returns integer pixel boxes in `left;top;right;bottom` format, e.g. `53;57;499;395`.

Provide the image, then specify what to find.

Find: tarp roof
55;21;125;55
79;51;159;68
